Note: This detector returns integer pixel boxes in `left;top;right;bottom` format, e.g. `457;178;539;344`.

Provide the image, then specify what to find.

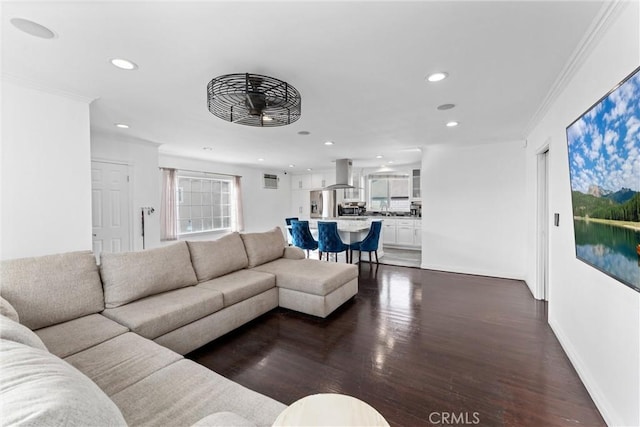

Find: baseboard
419;262;526;282
548;318;616;426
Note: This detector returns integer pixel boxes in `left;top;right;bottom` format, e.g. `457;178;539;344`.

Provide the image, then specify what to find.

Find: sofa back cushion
240;227;286;268
187;232;249;282
1;251;104;330
101;242;198;308
0;339;127;426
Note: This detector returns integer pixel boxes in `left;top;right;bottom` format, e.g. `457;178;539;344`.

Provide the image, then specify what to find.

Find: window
177;174;235;235
368;174;410;212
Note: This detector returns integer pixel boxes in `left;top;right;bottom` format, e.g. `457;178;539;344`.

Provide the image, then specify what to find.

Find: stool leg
349;249;353;264
375;250;379;264
319;251;322;260
368;252;372;264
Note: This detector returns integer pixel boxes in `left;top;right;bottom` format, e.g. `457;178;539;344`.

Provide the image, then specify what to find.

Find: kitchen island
305;218;384;263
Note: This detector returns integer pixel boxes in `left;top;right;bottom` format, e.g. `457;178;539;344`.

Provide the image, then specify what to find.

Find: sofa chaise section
240;227;359;318
252;258;359;318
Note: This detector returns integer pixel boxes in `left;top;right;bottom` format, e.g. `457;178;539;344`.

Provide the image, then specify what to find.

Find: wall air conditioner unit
263;173;279;189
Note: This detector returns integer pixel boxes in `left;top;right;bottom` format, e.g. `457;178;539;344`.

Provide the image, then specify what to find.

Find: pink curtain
234;175;244;232
160;168;178;241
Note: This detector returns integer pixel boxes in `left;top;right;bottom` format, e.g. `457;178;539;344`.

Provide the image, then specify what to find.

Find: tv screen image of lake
573;219;640;291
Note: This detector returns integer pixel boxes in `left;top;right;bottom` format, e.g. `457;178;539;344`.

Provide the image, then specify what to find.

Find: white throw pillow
0;339;127;426
0;295;19;322
0;314;47;351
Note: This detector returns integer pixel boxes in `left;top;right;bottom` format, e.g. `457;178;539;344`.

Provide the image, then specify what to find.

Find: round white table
273;393;390;427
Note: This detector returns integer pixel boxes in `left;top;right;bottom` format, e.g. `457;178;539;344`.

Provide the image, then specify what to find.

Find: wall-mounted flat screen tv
566;65;640;292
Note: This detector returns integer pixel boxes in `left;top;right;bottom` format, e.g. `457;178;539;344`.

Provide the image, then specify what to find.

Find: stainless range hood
324;159;355;190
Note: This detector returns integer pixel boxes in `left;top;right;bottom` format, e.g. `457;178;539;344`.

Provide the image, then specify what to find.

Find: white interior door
91;161;131;262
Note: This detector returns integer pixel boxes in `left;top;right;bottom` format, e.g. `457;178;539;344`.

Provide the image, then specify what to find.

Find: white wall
524;3;639;425
159;154;292;240
420;141;527;279
90;130;161;250
1;80;92;260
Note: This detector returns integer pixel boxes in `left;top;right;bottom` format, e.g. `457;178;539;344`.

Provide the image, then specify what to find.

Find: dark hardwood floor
187;264;605;426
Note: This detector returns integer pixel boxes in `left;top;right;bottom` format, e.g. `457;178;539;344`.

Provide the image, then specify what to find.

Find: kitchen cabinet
293;174;312;190
413;221;422;247
396;219;414;246
411;169;421;199
382;220;397;245
294;170;335;190
291;189;310;218
343;170;364;201
311;173;326;189
381;218;421;248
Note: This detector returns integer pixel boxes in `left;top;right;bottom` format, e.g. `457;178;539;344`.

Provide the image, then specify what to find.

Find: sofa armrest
282;246;305;260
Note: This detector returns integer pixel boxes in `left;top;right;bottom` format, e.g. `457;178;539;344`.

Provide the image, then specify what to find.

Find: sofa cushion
102;287;224;340
0;339;127;426
1;251;104;329
187;232;249;282
0;314;47;351
110;359;286;427
100;242;198;308
197;270;276;307
240;227;286;268
252;258;359;296
0;295;19;322
65;332;182;396
35;314;129;359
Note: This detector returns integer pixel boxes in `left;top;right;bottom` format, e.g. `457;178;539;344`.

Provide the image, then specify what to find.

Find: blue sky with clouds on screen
567;69;640;194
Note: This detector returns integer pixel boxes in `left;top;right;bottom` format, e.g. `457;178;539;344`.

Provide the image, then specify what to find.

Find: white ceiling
2;1;605;172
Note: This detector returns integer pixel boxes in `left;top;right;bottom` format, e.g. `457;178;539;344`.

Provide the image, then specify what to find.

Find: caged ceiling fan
207;73;301;127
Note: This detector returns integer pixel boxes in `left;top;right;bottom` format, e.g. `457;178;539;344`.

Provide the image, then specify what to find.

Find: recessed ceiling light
111;58;138;70
307;168;312;171
202;147;213;151
115;123;129;129
376;155;383;159
298;131;310;135
10;18;56;39
324;141;334;146
257;158;265;162
426;72;448;82
446;121;460;127
437;103;456;111
388;161;394;164
288;164;295;168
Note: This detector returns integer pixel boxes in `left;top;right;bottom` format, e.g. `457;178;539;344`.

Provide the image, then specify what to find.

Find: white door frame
91;158;135;252
535;143;550;301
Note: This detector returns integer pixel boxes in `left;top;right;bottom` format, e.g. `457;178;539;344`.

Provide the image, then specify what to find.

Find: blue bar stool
317;221;349;263
290;220;318;258
349;221;382;264
285;217;298;244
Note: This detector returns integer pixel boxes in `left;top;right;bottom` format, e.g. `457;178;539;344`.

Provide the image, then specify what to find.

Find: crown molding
522;0;629;137
1;73;96;104
91;128;163;148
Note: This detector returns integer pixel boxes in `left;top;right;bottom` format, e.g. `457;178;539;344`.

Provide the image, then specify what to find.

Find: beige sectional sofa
0;227;358;426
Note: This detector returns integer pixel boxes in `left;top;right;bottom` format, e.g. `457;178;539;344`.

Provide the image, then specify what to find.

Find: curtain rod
159;166;242;178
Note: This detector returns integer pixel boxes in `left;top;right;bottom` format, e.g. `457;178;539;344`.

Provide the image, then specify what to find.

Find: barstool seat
349;221;382;265
290;220;318;258
317;221;349;263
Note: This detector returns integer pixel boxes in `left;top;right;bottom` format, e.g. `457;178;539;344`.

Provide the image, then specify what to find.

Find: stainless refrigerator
310;190;337;218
